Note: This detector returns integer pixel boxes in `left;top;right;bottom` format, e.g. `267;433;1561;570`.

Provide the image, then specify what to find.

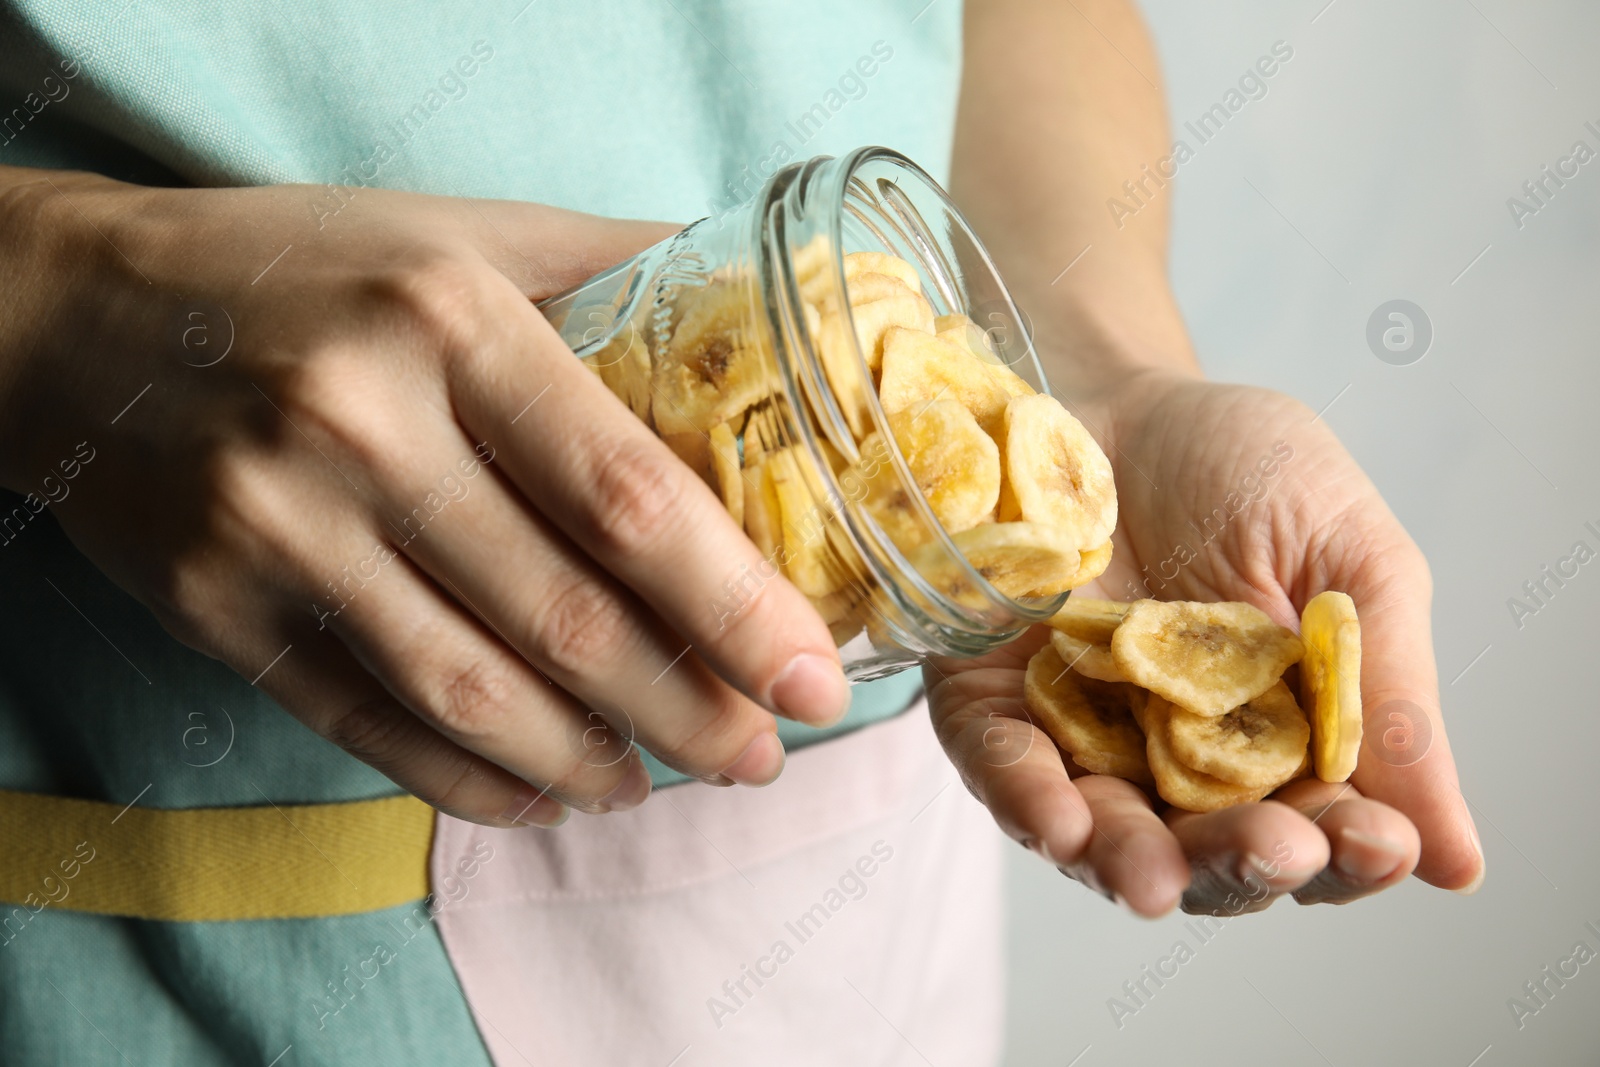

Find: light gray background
1002;2;1600;1065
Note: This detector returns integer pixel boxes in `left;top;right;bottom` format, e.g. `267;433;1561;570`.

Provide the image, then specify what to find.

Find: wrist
0;167;130;490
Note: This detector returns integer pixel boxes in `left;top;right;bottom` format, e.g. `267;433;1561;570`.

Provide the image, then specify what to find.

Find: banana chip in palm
1167;679;1310;789
1047;597;1134;645
1025;642;1153;785
1299;590;1363;783
1111;600;1304;718
1143;696;1277;812
1049;629;1130;684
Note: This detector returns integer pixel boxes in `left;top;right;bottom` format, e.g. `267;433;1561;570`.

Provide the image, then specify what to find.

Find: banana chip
1025;643;1153;785
887;399;1001;534
1300;590;1363;783
1111;600;1304;718
945;522;1081;601
809;297;875;440
708;422;743;527
1027;539;1113;596
1000;394;1117;547
769;448;842;598
653;285;774;434
742;457;783;560
583;327;653;424
1049;630;1129;684
877;326;1011;432
1047;597;1134;645
851;431;931;555
845;251;921;292
1143;696;1277;812
1167;679;1310;788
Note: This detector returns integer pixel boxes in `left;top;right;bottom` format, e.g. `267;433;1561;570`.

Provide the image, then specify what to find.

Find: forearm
951;0;1200;395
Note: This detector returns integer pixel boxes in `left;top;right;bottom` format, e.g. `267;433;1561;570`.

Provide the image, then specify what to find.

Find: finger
1337;553;1484;892
447;285;851;728
924;661;1095;870
1272;779;1420;906
248;612;571;828
1071;776;1190;917
320;542;660;814
1162;800;1332;916
448;196;681;300
379;439;784;788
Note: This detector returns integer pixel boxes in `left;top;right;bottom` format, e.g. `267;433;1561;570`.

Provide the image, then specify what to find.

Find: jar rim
766;147;1070;641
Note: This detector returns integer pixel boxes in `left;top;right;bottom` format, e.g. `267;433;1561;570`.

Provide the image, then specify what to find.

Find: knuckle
584;438;687;557
424;657;520;739
528;577;632;677
325;697;410;764
367;252;490;360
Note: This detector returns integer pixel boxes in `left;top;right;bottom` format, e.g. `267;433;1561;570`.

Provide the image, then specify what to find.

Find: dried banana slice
1026;539;1113;597
583;326;653;424
944;522;1081;601
1024;643;1153;785
843;289;936;375
935;314;1036;399
708;422;743;527
844;251;921;292
652;284;773;434
742;457;783;560
878;326;1012;432
1047;597;1134;645
809;297;875;440
847;431;930;555
769;448;842;598
1167;680;1310;789
1299;590;1363;783
1111;600;1304;718
999;394;1117;547
887;400;1001;534
1143;696;1277;812
1049;630;1129;684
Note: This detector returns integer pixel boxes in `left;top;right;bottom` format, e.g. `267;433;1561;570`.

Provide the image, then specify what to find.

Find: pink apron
428;699;1005;1065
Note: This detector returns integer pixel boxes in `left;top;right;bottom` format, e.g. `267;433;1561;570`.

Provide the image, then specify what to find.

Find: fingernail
1335;828;1410;882
500;787;568;828
721;731;786;787
694;772;736;787
770;653;850;727
1456;816;1487;894
1239;852;1280;889
599;758;653;813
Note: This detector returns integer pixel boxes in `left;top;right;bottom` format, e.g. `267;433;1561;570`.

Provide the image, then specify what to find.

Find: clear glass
539;147;1065;680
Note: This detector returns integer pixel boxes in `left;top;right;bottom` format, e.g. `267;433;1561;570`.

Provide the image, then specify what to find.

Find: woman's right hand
0;168;852;826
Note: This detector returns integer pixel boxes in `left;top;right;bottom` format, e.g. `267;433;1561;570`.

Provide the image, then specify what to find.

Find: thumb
1337;545;1484;892
449;195;682;300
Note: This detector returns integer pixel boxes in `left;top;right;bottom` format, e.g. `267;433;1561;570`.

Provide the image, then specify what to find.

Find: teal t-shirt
0;1;961;1063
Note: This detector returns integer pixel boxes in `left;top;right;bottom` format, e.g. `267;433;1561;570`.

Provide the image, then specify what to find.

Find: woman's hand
926;370;1483;915
0;169;853;826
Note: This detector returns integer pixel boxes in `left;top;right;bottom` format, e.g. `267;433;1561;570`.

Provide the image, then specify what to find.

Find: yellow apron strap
0;789;434;922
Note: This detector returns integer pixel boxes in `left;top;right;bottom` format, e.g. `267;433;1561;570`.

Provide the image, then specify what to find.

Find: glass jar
538;146;1066;680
